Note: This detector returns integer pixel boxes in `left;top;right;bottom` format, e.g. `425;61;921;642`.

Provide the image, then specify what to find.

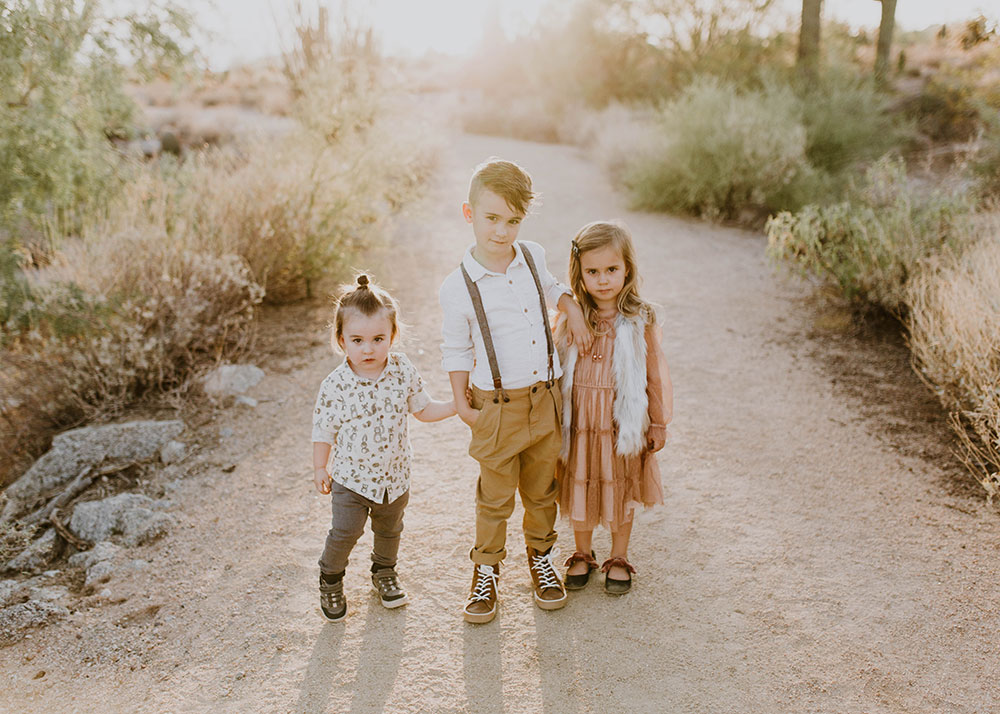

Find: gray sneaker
319;577;347;622
371;567;409;608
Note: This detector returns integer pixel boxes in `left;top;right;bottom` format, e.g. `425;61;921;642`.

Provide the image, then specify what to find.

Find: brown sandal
600;557;636;595
563;550;598;590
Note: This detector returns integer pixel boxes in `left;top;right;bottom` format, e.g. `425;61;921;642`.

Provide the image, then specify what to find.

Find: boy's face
463;189;524;262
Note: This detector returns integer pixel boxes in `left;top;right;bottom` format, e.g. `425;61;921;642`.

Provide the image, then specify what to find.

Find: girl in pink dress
555;221;673;594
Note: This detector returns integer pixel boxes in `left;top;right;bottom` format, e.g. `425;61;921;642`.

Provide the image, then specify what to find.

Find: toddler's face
338;309;394;377
580;244;627;310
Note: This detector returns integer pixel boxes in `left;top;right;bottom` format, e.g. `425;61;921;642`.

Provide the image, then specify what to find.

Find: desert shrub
622;77;808;219
799;69;910;174
972;115;1000;199
0;0;192;248
0;45;432;485
766;157;974;313
564;102;662;183
907;213;1000;498
460;93;562;144
903;77;986;143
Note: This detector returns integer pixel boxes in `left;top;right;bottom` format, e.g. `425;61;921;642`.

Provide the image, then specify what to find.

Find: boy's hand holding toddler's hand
313;467;332;495
459;385;479;428
458;405;479;429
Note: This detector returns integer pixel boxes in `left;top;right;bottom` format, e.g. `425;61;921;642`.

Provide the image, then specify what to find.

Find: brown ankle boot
463;563;500;623
527;546;567;610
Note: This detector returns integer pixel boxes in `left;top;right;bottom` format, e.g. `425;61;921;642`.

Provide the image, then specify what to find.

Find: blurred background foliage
0;0;433;485
1;0;999;491
448;0;1000;491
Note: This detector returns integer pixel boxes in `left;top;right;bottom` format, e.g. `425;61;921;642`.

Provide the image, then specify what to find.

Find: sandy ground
2;133;999;714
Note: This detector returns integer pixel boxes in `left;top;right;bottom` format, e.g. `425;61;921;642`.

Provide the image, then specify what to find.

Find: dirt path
3;133;999;714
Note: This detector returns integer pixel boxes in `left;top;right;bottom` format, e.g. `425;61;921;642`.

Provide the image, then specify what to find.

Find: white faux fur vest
558;313;649;462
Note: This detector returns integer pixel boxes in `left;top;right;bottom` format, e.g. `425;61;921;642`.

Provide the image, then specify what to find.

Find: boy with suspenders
438;158;591;623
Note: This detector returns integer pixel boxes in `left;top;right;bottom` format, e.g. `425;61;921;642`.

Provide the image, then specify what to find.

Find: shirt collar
462;242;527;282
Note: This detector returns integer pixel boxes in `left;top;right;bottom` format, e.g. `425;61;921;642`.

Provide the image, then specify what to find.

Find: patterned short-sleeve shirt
312;352;432;502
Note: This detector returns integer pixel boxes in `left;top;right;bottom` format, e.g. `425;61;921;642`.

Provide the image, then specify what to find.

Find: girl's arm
646;324;673;453
557;293;593;352
413;397;458;423
312;441;333;494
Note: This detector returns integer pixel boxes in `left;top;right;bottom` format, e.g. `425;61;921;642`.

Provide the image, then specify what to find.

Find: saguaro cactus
874;0;897;83
798;0;823;79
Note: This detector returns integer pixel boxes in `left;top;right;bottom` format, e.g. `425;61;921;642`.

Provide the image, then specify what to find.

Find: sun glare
159;0;997;70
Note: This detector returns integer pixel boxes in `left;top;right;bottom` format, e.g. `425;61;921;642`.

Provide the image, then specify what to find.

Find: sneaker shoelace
530;551;562;590
468;564;498;603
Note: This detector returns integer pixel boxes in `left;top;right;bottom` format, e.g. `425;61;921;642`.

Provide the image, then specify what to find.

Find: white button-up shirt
312;352;431;503
438;240;571;391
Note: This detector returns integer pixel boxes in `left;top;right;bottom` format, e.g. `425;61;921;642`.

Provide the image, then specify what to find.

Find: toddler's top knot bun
357;274;369;288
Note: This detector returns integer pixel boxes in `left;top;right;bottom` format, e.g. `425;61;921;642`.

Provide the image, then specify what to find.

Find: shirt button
532;340;536;344
508;280;513;284
523;308;528;313
533;370;537;375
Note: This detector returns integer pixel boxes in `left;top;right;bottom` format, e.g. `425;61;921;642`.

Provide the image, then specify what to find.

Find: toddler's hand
313;467;332;494
459;408;480;429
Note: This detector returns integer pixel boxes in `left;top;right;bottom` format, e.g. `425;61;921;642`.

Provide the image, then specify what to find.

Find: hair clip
357;274;369;287
571;240;580;258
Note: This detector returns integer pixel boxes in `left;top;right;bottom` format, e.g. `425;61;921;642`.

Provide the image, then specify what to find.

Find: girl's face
579;244;627;311
338;309;394;378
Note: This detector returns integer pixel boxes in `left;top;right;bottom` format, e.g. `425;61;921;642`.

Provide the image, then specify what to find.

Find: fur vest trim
558;313;649;462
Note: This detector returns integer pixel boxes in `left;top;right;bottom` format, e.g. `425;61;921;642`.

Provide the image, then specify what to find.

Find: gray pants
318;481;409;576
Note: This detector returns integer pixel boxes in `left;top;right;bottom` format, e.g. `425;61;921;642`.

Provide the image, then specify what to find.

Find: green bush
903;76;987;143
799;69;910;174
766;157;974;313
0;49;433;484
622;77;808;219
972;114;1000;199
0;1;192;246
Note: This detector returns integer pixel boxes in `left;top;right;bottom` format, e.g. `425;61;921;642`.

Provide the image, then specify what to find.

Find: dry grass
907;211;1000;498
0;61;434;487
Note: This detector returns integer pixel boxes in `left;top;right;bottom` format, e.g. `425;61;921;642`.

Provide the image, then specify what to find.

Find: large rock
1;420;184;523
4;528;58;574
68;541;121;570
69;494;174;546
0;600;69;646
159;440;186;465
0;580;17;608
202;364;264;396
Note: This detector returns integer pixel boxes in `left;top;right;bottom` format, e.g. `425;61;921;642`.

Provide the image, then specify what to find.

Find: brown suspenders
460;242;556;404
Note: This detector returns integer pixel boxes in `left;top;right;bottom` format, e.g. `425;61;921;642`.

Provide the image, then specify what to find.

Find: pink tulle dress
556;312;668;531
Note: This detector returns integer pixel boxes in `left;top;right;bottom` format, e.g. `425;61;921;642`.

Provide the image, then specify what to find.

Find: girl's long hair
568;221;655;334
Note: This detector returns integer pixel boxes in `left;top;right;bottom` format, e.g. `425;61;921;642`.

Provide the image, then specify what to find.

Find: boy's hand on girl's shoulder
563;302;593;352
313;467;332;495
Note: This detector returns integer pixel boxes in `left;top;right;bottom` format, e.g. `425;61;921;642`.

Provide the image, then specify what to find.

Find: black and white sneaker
319;577;347;621
371;567;409;609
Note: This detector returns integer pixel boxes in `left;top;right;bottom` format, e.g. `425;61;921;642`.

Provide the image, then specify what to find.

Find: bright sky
169;0;998;70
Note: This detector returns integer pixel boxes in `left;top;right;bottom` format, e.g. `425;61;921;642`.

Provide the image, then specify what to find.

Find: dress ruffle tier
556;315;665;531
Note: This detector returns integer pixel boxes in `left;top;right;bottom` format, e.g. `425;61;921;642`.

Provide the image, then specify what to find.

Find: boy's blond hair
468;158;535;215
